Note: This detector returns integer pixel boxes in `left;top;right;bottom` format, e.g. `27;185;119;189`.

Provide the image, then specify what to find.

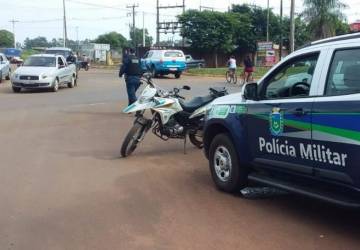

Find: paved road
0;70;359;250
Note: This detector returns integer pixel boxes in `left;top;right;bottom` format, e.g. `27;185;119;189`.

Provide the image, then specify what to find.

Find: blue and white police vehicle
141;49;186;79
203;33;360;208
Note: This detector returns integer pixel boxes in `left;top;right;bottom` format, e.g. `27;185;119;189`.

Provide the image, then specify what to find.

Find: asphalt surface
0;69;359;250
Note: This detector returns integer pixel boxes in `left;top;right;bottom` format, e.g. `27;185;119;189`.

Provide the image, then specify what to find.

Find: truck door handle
292;108;307;116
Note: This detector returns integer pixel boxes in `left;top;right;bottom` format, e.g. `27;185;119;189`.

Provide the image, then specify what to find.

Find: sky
1;0;360;45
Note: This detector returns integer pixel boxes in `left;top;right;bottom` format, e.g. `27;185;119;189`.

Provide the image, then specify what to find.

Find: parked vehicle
203;33;360;208
11;54;77;93
120;73;227;157
2;48;23;64
45;47;78;75
0;53;11;83
44;47;72;59
185;55;205;68
141;50;187;79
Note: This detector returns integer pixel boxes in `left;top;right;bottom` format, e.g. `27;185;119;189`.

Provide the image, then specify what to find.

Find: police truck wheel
12;87;21;93
5;69;11;80
68;76;75;88
52;79;59;92
209;133;248;193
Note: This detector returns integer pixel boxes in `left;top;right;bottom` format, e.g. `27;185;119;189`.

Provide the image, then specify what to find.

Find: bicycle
225;69;237;84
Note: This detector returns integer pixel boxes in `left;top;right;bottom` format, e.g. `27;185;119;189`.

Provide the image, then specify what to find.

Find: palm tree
302;0;347;40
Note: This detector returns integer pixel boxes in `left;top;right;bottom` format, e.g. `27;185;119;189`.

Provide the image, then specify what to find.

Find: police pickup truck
203;33;360;208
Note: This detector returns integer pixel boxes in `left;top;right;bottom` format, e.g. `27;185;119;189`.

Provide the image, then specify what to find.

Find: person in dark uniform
119;48;142;105
66;52;77;64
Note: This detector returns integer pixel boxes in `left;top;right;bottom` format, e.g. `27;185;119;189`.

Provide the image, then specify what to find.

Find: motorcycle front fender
123;101;155;113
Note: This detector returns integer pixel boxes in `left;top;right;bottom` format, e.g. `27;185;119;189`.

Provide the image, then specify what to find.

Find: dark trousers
125;75;141;105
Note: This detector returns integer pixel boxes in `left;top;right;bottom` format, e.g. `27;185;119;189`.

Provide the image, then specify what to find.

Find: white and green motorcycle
120;74;227;157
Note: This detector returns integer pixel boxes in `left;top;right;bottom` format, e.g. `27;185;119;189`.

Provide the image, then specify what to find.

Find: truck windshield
164;51;183;57
45;50;71;58
24;57;56;67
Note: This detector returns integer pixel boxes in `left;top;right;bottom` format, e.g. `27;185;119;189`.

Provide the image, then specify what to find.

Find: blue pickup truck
141;50;186;79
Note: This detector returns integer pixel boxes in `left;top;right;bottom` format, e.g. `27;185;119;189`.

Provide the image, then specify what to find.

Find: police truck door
246;53;321;175
312;47;360;187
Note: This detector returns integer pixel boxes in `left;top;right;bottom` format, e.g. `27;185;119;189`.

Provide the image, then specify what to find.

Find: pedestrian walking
243;55;255;83
119;48;142;105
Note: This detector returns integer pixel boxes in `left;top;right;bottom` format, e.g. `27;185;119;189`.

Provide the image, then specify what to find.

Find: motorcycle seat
179;95;214;113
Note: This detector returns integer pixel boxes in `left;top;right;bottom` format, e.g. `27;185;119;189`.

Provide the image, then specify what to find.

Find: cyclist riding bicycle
227;55;237;75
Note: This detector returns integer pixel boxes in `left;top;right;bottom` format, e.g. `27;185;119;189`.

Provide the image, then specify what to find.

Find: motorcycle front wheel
120;122;147;157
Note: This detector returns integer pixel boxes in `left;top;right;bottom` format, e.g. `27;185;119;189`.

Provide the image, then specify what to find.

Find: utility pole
9;19;19;48
279;0;283;60
266;0;270;42
127;3;139;47
156;0;160;45
156;1;185;47
76;26;79;52
142;12;145;47
290;0;295;53
63;0;68;47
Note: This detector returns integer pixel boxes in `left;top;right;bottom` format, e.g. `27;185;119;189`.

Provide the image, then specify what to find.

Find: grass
186;67;271;79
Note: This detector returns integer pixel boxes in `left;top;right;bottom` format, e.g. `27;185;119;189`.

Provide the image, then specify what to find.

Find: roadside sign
257;42;273;51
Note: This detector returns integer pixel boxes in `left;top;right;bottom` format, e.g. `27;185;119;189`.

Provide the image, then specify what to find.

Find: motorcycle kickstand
183;133;187;155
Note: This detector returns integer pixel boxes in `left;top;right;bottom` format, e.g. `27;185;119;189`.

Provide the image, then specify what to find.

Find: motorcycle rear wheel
189;132;203;149
121;122;146;157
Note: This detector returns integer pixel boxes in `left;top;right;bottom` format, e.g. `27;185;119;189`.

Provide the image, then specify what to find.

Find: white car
0;53;11;83
11;54;77;93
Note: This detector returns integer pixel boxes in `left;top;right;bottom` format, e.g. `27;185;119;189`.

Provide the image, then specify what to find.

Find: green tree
0;30;14;48
129;28;153;47
179;10;236;67
24;37;49;49
232;4;282;45
282;16;311;49
302;0;347;40
93;32;128;51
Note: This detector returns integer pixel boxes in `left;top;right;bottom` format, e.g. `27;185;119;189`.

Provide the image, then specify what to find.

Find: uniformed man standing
119;48;142;105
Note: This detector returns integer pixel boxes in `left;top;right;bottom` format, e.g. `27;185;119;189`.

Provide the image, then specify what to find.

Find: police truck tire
52;79;59;92
12;87;21;93
209;133;248;193
5;69;11;80
68;76;75;88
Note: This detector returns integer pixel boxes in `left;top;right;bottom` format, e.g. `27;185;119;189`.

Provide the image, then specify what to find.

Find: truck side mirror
243;82;258;101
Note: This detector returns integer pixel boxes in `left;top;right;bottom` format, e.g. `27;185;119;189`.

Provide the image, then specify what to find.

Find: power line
66;0;128;11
